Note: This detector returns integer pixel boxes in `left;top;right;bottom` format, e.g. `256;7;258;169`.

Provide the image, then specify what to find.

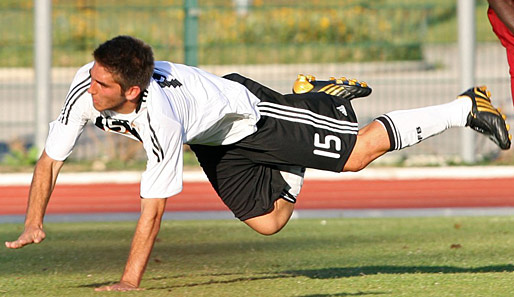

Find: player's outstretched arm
5;151;64;249
95;198;167;292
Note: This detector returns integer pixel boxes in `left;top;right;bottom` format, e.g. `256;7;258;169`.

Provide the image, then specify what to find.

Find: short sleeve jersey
45;61;261;198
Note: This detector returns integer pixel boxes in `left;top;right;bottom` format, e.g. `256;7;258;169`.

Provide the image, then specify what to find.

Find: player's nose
88;81;96;94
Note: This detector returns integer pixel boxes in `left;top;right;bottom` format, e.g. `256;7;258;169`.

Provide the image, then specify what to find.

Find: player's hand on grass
5;226;46;249
94;281;144;292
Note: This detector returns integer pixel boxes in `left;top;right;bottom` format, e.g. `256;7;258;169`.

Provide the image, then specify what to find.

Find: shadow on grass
78;264;514;291
78;273;293;290
284;264;514;279
299;293;387;297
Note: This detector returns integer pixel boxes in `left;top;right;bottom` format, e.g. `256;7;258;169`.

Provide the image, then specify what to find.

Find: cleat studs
502;114;507;120
507;124;510;131
293;74;315;94
293;74;371;99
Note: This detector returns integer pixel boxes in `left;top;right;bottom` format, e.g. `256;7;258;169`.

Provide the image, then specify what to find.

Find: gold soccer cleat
292;74;372;100
459;86;511;150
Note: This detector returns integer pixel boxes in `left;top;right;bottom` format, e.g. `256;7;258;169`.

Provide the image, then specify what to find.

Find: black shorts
190;74;358;221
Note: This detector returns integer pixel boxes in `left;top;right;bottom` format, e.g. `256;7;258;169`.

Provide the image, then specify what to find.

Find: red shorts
488;7;514;107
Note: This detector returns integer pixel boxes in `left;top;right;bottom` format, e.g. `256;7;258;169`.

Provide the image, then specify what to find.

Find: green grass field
2;216;514;296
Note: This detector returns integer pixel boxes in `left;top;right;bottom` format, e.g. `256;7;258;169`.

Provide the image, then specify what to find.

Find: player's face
88;62;129;113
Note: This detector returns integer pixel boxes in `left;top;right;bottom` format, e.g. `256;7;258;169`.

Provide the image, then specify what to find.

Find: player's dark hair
93;35;154;92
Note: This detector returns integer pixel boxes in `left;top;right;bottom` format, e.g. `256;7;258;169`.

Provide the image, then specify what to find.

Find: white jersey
45;61;261;198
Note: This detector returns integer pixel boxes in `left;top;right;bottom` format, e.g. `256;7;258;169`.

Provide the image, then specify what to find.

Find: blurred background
0;0;512;172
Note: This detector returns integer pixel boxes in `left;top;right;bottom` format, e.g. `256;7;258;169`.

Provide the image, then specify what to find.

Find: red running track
2;178;514;215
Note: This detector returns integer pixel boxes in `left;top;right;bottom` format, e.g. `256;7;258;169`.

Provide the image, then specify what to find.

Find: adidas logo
336;105;347;116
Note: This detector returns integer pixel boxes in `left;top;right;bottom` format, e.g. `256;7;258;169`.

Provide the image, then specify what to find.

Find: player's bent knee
248;222;285;236
244;215;288;236
244;199;295;236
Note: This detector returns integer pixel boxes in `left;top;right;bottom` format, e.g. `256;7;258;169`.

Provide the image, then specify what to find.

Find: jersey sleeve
140;110;185;199
45;63;94;161
45;120;86;161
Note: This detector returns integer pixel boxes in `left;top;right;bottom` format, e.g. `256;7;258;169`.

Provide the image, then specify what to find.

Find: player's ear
124;85;141;102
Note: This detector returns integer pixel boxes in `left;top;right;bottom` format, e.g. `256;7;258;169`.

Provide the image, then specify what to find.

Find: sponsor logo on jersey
152;71;182;88
94;116;142;142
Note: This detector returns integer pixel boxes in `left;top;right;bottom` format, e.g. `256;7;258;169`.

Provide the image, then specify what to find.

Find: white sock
375;97;472;150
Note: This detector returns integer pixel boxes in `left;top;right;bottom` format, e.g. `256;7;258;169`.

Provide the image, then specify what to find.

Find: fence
0;0;512;168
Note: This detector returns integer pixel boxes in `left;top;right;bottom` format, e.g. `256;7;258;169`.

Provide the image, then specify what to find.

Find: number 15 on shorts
313;133;341;159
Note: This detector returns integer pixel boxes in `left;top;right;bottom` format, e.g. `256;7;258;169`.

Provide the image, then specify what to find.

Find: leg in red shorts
488;7;514;107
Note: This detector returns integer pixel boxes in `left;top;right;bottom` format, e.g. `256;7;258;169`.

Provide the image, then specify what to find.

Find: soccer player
5;36;511;291
488;0;514;107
